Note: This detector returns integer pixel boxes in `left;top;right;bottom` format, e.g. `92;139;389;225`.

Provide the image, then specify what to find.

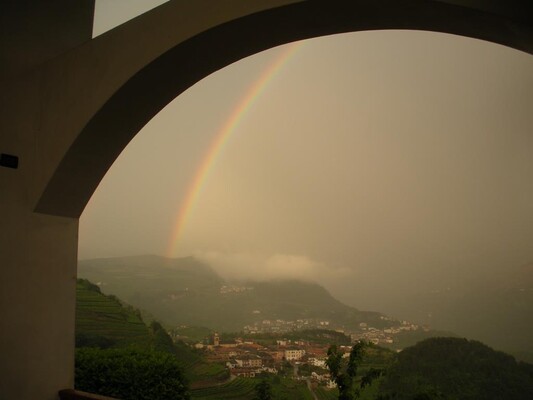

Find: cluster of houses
219;285;253;294
243;317;428;346
350;320;428;345
186;316;429;387
243;318;334;334
195;332;347;386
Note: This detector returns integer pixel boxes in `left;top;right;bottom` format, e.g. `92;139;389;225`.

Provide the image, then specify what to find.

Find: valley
78;255;449;348
75;254;533;399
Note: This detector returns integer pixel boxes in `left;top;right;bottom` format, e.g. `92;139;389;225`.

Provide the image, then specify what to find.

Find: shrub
75;347;190;400
75;333;116;349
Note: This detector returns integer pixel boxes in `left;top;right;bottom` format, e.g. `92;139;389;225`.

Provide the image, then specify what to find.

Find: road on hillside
306;378;319;400
294;363;318;400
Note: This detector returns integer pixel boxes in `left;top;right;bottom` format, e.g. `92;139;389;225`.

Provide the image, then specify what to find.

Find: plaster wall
0;2;91;399
0;204;78;399
0;70;79;400
0;0;94;80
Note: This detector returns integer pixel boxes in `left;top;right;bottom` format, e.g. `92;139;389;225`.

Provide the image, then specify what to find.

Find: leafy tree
75;347;190;400
377;337;533;400
254;379;273;400
326;342;382;400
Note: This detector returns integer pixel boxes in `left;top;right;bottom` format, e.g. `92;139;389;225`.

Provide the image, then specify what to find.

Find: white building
235;355;262;368
284;349;305;361
308;357;326;368
327;379;337;389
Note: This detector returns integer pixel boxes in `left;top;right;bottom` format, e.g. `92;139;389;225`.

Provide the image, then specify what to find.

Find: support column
0;3;93;397
0;209;78;400
0;71;78;400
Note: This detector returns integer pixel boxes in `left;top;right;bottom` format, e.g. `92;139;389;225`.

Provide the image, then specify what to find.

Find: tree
254;379;273;400
326;342;382;400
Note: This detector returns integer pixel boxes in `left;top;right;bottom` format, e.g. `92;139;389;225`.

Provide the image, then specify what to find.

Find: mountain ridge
78;254;394;332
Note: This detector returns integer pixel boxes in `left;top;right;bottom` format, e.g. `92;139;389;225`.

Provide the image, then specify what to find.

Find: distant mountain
78;255;393;332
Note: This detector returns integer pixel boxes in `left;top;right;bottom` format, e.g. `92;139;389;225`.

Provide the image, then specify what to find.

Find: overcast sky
82;1;533;314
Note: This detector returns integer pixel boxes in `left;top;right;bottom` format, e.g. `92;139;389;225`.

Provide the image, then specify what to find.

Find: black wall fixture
0;153;19;169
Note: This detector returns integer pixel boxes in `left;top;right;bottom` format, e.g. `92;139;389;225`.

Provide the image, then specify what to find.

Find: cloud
194;251;352;283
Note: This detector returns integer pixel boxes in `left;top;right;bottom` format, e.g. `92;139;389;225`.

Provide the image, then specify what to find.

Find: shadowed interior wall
0;2;94;399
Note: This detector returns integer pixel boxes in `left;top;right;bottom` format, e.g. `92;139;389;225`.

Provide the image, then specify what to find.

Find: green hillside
190;376;313;400
190;378;256;400
76;278;152;348
78;255;392;332
75;278;226;385
377;337;533;399
241;280;388;330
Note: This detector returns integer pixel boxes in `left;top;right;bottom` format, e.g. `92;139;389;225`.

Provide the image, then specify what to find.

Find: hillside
377;337;533;400
76;278;152;349
75;278;533;400
191;376;315;400
78;255;392;332
75;278;227;385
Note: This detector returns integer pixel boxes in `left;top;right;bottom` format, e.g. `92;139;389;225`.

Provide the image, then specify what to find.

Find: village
196;332;339;387
242;317;425;346
187;317;428;387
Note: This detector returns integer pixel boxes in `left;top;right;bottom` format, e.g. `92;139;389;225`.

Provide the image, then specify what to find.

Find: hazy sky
83;1;533;313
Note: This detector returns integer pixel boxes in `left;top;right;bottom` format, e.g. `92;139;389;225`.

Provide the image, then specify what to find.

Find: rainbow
166;42;302;257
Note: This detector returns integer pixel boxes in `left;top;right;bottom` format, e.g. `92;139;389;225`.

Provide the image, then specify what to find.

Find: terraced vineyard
76;278;227;386
315;386;339;400
191;362;228;381
191;378;256;399
76;279;152;348
191;376;314;400
169;340;200;368
271;377;314;399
